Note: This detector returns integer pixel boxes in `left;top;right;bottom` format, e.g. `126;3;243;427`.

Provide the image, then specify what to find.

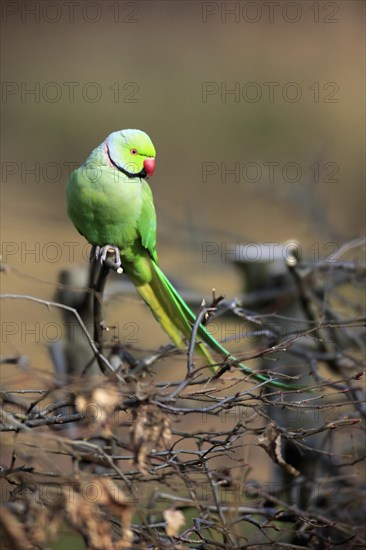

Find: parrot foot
95;245;122;269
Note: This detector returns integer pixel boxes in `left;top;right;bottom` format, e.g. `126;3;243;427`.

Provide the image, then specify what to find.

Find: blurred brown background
1;0;365;374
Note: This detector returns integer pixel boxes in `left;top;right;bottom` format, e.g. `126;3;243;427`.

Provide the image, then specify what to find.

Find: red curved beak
143;157;156;178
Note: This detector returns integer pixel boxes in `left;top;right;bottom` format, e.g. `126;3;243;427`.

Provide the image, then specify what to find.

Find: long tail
134;260;300;390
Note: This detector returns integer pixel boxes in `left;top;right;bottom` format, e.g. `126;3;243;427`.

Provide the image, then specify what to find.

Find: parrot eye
130;148;138;155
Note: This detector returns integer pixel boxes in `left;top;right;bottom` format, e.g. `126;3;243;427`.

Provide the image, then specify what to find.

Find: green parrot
67;129;298;389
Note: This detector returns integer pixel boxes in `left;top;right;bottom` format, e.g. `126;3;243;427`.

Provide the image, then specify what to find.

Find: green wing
137;181;158;263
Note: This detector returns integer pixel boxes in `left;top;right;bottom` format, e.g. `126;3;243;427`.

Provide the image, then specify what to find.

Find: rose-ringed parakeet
67;129;297;389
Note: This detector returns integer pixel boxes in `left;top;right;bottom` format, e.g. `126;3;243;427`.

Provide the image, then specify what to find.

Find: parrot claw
95;245;122;269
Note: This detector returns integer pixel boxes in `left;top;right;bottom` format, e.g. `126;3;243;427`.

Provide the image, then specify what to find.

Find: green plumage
67;129;299;389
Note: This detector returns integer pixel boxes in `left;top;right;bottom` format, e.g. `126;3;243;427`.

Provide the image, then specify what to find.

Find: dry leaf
163;508;185;537
130;404;171;474
64;484;113;549
0;506;33;550
28;506;49;545
75;382;120;437
64;478;134;549
258;423;300;477
97;477;134;548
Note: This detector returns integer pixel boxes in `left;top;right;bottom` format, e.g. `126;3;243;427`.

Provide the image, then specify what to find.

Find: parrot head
105;129;156;179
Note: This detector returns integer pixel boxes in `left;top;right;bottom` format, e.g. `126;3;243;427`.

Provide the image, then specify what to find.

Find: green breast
67;164;143;249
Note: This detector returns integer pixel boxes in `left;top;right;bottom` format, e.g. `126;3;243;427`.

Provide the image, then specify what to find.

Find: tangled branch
0;239;365;549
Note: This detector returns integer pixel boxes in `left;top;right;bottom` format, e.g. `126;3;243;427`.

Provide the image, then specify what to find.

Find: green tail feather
137;259;303;390
134;262;216;366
